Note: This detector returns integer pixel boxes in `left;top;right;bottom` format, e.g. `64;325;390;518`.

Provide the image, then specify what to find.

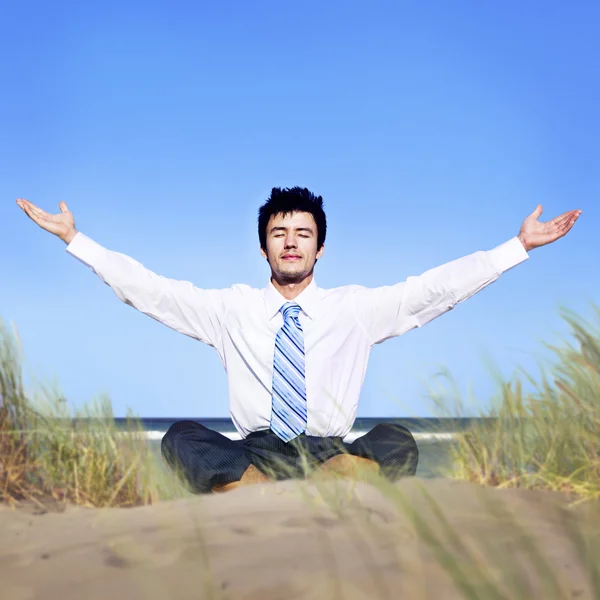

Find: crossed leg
162;421;417;494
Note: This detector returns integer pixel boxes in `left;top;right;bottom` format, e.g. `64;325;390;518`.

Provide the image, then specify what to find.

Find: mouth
282;255;301;261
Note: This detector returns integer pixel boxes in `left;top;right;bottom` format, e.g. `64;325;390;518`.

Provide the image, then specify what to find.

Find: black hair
258;186;327;253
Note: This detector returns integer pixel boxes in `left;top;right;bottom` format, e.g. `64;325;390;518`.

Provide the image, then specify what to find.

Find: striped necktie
270;301;307;442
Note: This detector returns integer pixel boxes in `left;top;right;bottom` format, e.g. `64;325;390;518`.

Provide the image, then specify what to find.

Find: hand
16;198;78;244
517;205;582;251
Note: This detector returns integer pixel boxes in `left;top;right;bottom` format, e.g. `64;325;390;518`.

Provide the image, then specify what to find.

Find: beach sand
1;477;599;600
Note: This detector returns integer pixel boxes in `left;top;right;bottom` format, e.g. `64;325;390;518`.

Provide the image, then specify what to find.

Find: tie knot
281;302;301;321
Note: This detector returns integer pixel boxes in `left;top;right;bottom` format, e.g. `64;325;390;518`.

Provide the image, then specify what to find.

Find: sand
1;477;599;600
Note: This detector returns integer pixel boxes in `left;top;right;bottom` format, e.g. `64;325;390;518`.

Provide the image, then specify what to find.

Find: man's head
258;187;326;284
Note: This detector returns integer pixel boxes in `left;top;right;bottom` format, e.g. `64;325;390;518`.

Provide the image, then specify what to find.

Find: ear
316;244;325;260
260;245;268;260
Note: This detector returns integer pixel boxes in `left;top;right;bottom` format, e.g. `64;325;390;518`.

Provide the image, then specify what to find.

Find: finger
16;198;33;212
548;212;575;231
59;201;69;213
531;204;543;219
20;202;46;226
27;202;51;221
25;202;54;226
549;210;578;226
558;213;579;234
546;210;581;235
18;199;46;217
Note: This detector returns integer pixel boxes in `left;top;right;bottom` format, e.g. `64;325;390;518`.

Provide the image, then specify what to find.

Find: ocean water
115;416;485;478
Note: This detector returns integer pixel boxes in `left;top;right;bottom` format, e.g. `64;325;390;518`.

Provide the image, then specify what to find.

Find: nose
284;234;298;249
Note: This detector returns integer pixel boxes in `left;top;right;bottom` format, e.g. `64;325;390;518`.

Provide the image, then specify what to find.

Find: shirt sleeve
65;232;230;348
351;236;529;346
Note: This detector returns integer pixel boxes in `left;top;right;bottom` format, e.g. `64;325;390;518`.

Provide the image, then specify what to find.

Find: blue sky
1;1;598;419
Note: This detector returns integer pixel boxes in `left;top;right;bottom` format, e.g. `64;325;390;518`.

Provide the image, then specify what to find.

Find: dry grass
0;318;189;509
427;304;600;503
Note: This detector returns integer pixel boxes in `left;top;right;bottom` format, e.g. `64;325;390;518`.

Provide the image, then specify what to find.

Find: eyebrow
269;226;314;234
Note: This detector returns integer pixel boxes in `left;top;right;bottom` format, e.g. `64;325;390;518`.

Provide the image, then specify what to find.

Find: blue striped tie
270;302;307;442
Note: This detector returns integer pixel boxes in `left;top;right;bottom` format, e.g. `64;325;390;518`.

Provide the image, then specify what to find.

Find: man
16;189;581;493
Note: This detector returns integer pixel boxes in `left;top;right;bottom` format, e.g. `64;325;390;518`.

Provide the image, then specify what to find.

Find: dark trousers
161;421;419;494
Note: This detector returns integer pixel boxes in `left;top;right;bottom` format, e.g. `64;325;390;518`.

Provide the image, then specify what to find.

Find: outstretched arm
16;198;230;348
352;205;582;346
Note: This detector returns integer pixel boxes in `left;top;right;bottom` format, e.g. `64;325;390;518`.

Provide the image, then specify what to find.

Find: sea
113;416;486;478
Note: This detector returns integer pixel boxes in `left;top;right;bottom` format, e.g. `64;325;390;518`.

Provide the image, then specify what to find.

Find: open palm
16;198;76;241
518;205;582;251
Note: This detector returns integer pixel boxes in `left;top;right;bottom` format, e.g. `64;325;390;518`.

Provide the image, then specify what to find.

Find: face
260;211;324;282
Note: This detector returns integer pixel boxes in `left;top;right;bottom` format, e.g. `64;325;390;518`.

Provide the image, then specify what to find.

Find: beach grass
426;304;600;503
0;318;189;508
1;304;599;599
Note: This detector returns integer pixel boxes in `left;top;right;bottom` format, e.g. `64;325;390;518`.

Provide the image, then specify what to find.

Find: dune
1;477;599;600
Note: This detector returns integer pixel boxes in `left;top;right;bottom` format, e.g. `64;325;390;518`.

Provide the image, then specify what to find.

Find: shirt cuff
65;231;106;268
488;236;529;274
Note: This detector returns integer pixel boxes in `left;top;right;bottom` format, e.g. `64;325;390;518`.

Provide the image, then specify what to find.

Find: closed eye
274;234;310;238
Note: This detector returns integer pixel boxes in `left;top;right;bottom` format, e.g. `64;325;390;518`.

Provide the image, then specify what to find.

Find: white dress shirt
66;233;529;439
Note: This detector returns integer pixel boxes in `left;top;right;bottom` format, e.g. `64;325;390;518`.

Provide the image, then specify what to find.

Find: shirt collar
264;277;320;321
